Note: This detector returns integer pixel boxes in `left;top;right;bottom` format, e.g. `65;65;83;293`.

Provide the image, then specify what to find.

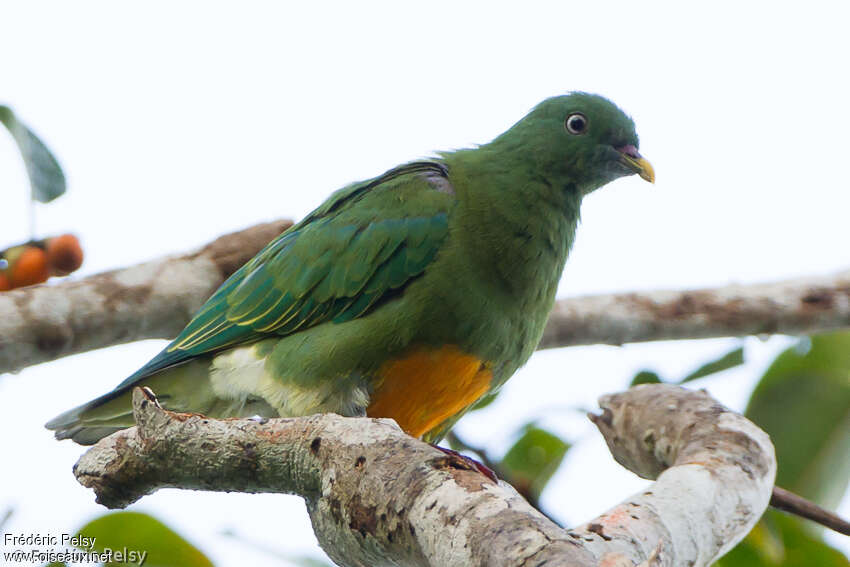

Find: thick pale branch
2;218;849;374
0;220;290;373
540;271;850;348
74;385;775;567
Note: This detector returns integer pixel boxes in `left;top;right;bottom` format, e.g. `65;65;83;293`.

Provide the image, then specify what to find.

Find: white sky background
1;2;849;564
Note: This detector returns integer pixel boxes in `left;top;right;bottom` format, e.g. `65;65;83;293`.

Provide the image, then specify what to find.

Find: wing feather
114;161;452;388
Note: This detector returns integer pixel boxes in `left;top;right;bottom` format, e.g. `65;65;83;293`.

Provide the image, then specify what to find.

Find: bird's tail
45;389;137;445
45;359;276;444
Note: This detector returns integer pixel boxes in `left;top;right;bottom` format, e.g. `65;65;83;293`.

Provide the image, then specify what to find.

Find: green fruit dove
47;92;654;445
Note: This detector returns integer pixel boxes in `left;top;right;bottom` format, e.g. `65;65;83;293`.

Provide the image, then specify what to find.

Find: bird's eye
565;113;588;135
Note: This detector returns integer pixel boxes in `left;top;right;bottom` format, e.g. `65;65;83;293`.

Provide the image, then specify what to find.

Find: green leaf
717;511;849;566
0;105;66;203
745;332;850;510
499;425;570;500
75;511;214;567
679;345;744;383
630;370;662;386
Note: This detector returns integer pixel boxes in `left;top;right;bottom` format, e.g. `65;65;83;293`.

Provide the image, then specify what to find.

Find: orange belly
366;345;493;439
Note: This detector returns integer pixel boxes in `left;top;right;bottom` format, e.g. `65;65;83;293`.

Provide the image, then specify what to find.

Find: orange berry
10;246;49;288
46;234;84;276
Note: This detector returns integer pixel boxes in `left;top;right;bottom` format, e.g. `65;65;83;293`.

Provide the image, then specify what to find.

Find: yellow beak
622;154;655;184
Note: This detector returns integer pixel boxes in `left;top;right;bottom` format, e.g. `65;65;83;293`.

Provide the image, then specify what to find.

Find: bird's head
489;92;654;195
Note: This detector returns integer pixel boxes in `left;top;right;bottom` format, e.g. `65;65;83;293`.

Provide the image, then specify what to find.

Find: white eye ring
565;112;588;135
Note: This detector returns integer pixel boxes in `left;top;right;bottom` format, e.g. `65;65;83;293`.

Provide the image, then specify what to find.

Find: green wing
114;161;452;388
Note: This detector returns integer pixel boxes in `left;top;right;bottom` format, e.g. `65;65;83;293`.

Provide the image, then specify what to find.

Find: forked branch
74;384;776;567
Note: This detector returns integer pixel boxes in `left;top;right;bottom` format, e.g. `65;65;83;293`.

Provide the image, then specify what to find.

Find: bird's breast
366;345;492;439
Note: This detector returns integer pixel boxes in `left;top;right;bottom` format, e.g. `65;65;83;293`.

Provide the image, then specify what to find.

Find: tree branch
74;384;775;567
446;430;562;527
540;270;850;348
0;220;291;373
1;219;848;374
770;486;850;536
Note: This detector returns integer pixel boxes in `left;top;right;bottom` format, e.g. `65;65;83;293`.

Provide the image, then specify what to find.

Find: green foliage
499;424;570;501
716;331;850;565
622;337;849;564
0;105;66;203
74;511;214;567
630;370;662;386
629;345;744;387
680;346;744;383
717;511;849;567
746;333;850;510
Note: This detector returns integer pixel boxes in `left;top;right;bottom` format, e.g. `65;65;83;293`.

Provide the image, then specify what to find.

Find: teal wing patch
114;161;452;389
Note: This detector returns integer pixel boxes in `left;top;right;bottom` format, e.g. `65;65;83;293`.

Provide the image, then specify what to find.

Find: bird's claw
431;444;498;482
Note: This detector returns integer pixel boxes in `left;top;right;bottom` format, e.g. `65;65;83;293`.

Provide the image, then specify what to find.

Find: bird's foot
431;444;498;482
